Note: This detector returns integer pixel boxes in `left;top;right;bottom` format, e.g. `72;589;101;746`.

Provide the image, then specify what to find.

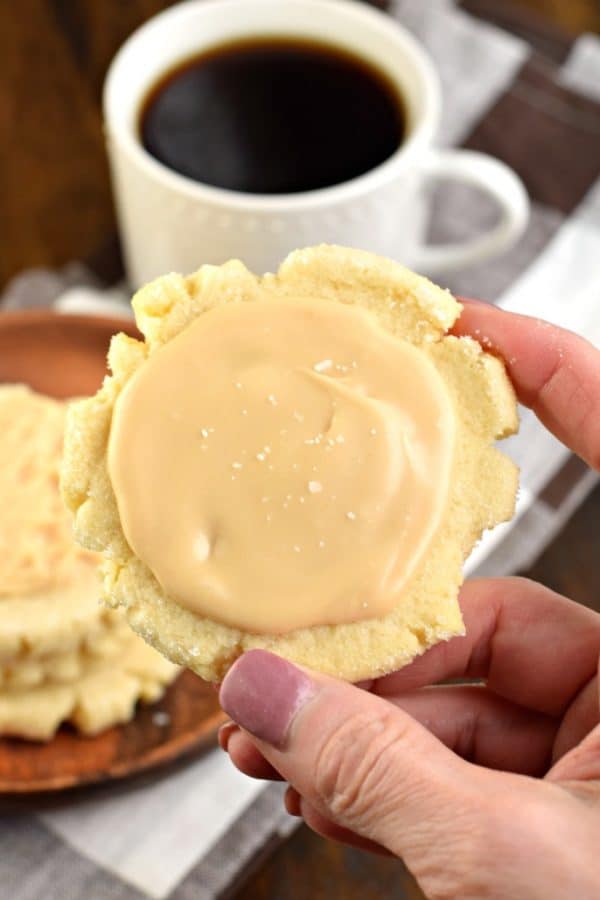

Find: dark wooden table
2;2;599;898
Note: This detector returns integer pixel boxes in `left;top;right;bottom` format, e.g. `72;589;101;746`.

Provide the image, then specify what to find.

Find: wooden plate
0;670;226;795
0;310;227;794
0;309;141;396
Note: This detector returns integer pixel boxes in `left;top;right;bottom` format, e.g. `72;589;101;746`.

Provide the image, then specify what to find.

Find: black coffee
139;37;405;194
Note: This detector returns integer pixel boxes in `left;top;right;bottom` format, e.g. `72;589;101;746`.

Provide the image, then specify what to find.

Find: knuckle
415;811;501;899
312;709;414;827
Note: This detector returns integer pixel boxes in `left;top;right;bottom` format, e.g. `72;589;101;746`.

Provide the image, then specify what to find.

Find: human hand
218;302;600;899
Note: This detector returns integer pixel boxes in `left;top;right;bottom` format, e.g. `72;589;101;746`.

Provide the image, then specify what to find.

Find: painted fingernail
219;650;315;748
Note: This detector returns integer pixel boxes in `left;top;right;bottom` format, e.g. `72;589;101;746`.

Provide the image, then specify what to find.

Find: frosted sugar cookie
0;386;124;658
0;634;178;740
0;385;178;738
62;246;518;683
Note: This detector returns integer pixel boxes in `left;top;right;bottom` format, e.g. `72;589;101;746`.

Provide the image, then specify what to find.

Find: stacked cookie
0;385;179;741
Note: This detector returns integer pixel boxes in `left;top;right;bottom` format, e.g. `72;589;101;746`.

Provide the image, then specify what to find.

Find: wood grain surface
1;1;598;898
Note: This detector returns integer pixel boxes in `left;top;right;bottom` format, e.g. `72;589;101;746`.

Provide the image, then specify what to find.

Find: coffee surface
139;38;405;194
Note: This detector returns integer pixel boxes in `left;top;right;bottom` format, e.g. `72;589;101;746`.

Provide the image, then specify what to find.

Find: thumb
219;649;475;858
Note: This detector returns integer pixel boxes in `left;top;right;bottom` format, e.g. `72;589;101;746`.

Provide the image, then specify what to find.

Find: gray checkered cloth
1;1;599;897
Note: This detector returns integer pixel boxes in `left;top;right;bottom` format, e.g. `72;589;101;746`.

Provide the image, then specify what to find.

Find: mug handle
410;149;530;275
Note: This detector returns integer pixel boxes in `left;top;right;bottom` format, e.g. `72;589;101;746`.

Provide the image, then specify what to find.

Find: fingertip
453;303;600;469
450;297;504;345
457;296;489;307
227;728;285;781
219;649;317;748
218;720;238;751
284;785;302;817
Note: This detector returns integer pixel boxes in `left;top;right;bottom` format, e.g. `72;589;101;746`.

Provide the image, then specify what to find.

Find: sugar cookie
0;385;179;738
62;246;518;682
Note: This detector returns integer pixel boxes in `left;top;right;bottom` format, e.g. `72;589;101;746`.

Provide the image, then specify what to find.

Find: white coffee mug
104;0;529;288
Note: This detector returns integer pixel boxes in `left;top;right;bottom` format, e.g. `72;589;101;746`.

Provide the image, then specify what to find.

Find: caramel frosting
108;298;456;634
0;386;97;597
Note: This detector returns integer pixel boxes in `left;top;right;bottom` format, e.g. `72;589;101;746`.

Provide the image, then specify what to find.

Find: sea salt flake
193;533;210;562
346;511;356;520
314;359;333;373
308;480;323;494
